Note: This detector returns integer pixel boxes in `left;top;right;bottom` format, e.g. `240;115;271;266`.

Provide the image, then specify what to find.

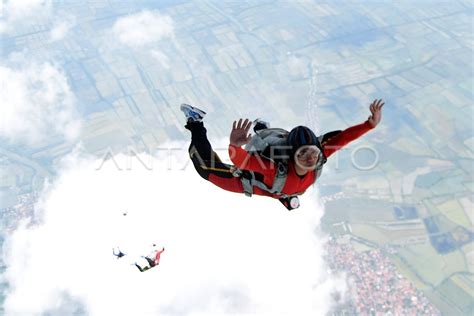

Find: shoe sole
180;103;206;116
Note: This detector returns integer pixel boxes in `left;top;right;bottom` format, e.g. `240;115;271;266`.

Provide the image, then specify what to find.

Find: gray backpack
244;128;292;162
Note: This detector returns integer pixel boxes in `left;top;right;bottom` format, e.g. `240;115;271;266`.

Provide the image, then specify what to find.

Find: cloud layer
0;0;52;34
0;61;81;145
2;148;346;315
112;10;175;48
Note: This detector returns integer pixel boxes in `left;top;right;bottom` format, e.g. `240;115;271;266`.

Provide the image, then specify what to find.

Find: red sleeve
154;249;165;264
228;144;276;174
322;121;374;158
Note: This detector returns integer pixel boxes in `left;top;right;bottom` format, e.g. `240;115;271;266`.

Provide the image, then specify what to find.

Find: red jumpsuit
152;248;165;265
186;120;374;198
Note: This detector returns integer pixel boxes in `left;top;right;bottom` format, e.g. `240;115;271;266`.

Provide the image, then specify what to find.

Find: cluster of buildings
326;240;440;315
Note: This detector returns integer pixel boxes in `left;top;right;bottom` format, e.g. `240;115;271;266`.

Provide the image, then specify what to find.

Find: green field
389;255;431;290
451;274;474;297
424;290;466;315
436;277;474;315
350;222;426;244
443;206;472;229
323;198;396;223
349;223;391;245
397;243;451;286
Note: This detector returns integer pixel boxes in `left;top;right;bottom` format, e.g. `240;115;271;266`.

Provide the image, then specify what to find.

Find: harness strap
237;169;254;197
237;167;298;199
236;134;329;202
268;162;288;193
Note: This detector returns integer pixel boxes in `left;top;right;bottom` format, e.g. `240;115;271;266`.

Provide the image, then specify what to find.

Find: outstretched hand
367;99;384;128
230;118;252;147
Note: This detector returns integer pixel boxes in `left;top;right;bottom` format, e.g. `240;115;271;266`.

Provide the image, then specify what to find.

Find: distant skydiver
112;247;125;258
181;99;384;210
134;245;165;272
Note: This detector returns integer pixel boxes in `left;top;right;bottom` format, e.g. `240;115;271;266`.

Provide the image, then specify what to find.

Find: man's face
294;145;320;170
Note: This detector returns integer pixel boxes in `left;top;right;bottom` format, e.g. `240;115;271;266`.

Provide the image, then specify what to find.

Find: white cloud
49;17;76;42
0;0;52;34
0;61;81;145
0;0;74;40
151;49;171;69
2;146;347;315
112;10;174;48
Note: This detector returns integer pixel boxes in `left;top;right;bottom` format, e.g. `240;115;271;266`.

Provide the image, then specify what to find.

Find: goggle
296;146;320;161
